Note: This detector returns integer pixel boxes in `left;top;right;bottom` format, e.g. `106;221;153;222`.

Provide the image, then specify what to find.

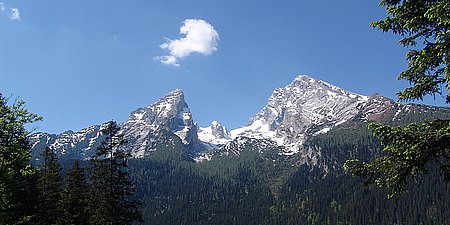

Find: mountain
29;75;450;163
198;121;231;149
229;75;368;155
30;89;205;161
28;74;450;224
120;89;203;157
30;125;104;161
218;75;449;157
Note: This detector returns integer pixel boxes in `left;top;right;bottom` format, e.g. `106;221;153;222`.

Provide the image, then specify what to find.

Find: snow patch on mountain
229;75;369;150
121;89;200;157
30;89;203;160
30;74;446;163
29;125;104;160
198;121;231;146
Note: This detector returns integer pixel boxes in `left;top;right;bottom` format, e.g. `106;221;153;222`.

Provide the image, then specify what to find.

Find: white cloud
0;3;5;12
10;8;20;21
154;19;219;66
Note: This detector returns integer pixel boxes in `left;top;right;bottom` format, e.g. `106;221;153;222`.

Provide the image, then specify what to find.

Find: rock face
29;74;450;162
30;125;105;161
229;75;369;155
121;89;200;157
198;121;231;146
30;89;203;160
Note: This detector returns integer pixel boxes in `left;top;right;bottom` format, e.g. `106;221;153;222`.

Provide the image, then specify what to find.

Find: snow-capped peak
29;74;448;162
198;121;231;146
230;75;369;148
127;89;186;123
121;89;199;156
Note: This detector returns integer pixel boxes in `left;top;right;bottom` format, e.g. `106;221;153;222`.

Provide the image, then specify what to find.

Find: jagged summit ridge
29;75;375;160
121;89;199;157
249;75;369;128
128;89;186;124
198;121;231;146
230;75;369;154
30;74;446;162
30;89;202;160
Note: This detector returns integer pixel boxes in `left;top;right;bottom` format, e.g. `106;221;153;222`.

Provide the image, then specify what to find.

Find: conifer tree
89;120;142;225
35;147;63;225
345;0;450;196
0;94;42;224
89;154;111;225
61;160;90;225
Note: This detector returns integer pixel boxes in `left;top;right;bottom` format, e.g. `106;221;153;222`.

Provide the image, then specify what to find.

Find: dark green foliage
0;94;41;225
61;160;90;225
35;147;63;225
345;120;450;196
88;121;142;225
130;160;274;224
1;95;445;224
373;0;450;103
307;122;382;172
89;156;112;225
126;122;450;224
127;128;450;224
345;0;450;195
345;111;450;194
280;122;449;223
128;136;276;225
272;164;450;225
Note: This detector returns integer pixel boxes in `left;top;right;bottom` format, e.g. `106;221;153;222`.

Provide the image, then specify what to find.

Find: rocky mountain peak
230;75;370;154
198;121;231;146
128;89;187;124
30;89;202;160
211;121;229;137
122;89;198;155
30;74;447;163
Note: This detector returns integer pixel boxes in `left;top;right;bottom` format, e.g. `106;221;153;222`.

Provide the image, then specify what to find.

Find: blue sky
1;1;446;134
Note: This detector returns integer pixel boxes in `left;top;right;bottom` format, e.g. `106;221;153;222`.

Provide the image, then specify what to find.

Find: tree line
0;95;141;225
